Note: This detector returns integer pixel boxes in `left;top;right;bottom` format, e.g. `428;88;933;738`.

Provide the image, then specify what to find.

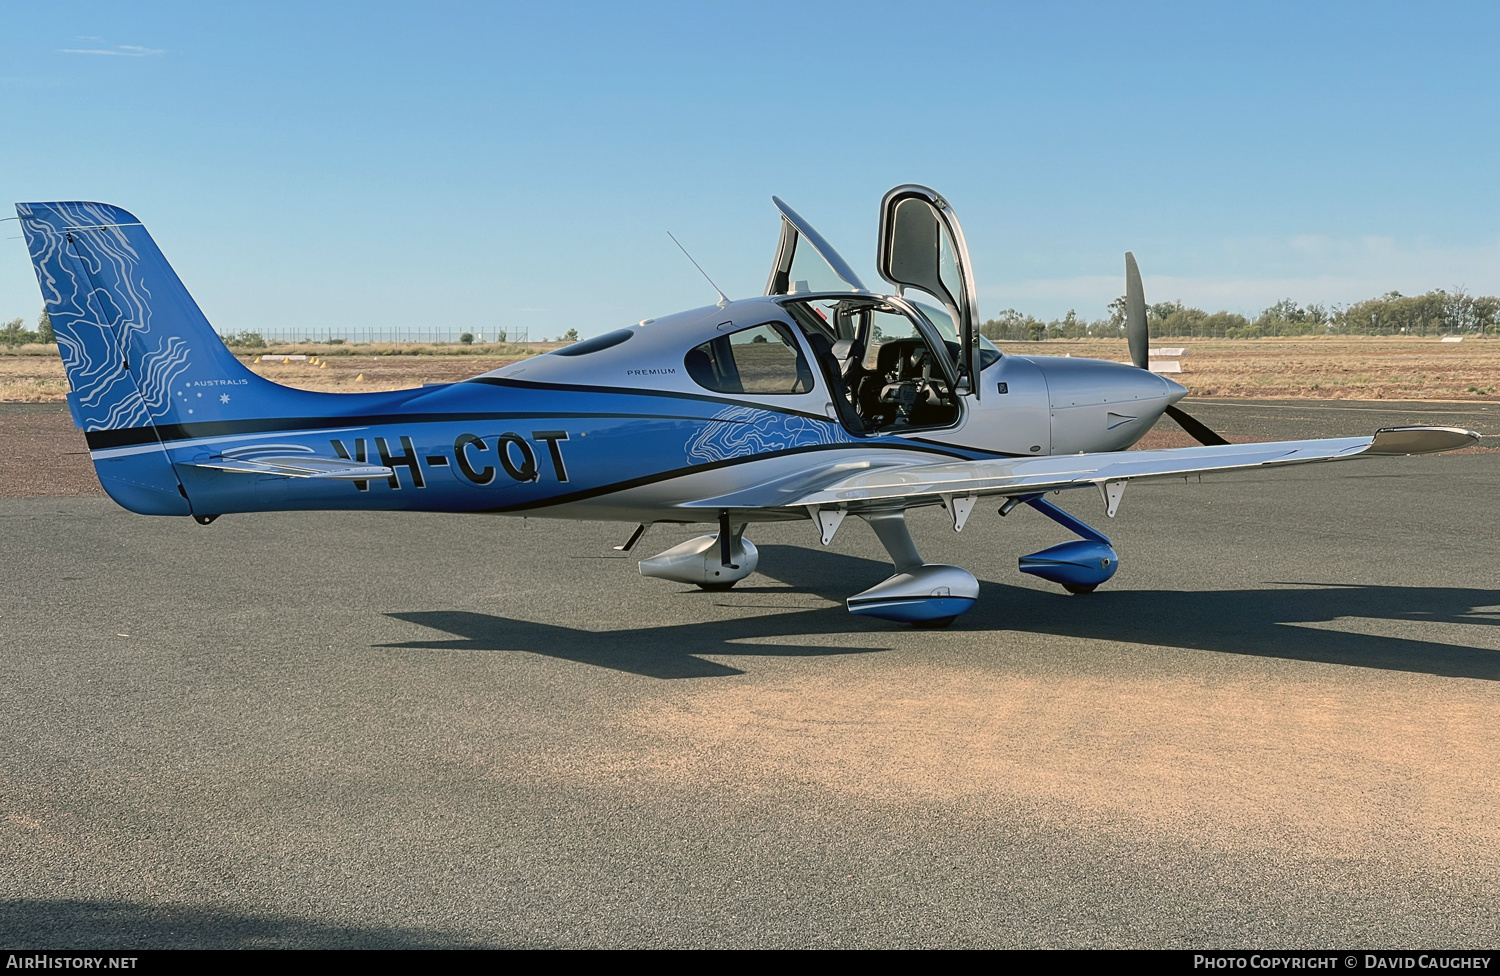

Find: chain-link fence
218;327;531;345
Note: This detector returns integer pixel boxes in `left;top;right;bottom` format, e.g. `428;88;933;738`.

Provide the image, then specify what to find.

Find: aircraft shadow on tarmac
381;545;1500;681
0;898;489;949
380;609;888;680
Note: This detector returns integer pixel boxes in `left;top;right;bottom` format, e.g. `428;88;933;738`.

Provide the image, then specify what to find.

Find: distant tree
980;308;1047;342
1472;296;1500;334
1053;309;1087;338
37;308;53;344
459;332;474;345
1149;300;1185;323
1107;295;1127;330
1331;290;1480;336
1202;310;1252;338
562;328;578;342
221;331;267;348
977;287;1500;341
0;318;38;345
1251;299;1333;337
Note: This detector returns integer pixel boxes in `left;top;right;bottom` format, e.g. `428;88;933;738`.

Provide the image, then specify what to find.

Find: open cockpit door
765;196;869;296
877;185;981;399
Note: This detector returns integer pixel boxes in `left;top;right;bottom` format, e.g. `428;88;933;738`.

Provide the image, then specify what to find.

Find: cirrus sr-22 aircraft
15;187;1479;626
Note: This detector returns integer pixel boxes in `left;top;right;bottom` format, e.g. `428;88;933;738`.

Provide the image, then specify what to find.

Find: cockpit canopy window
783;230;854;294
684;323;814;395
910;300;1002;371
784;296;1001;372
550;328;634;357
765;197;868;296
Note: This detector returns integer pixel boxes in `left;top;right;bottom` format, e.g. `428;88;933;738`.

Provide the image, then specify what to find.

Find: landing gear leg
864;511;924;574
700;517;749;591
846;510;978;626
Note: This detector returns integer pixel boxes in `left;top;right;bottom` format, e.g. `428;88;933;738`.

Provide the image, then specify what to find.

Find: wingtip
1367;426;1482;456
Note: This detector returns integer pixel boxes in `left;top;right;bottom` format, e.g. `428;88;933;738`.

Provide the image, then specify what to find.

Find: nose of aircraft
1030;355;1181;411
1027;354;1186;453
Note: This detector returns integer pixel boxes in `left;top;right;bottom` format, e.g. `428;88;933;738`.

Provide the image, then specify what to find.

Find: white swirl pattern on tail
18;202;192;431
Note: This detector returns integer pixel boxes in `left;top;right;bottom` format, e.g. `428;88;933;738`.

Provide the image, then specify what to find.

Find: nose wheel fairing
1013;494;1120;593
1019;539;1117;593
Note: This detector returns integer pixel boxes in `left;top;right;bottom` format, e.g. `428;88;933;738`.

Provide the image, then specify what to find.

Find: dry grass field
1;335;1497;402
1034;335;1500;400
0;343;548;400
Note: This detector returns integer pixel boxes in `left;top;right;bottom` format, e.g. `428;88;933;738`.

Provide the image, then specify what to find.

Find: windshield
912;300;1002;369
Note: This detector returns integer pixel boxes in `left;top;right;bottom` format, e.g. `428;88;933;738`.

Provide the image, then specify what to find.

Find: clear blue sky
5;1;1499;338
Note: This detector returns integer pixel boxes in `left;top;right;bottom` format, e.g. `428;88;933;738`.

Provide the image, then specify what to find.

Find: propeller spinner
1124;251;1229;447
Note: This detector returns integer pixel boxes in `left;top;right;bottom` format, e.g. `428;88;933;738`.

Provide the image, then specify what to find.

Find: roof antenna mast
667;231;730;307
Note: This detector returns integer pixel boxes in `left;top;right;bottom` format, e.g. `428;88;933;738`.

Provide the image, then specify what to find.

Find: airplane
14;187;1479;627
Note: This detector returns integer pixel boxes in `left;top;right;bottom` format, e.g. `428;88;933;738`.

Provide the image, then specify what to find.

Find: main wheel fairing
846;564;979;624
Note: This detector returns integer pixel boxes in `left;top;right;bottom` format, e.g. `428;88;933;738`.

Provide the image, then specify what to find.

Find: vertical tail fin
16;202;292;513
17;202;282;431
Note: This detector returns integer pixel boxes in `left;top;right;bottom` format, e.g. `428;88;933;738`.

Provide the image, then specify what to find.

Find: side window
684;323;815;395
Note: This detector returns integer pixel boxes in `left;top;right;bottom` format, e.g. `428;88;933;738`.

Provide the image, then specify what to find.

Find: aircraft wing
781;425;1479;514
183;455;394;480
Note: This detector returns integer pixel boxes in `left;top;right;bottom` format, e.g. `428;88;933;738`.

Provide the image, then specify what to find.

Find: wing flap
786;426;1479;510
184;455;395;480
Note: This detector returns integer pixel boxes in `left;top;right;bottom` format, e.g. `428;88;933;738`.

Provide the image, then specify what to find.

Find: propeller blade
1164;404;1229;446
1125;251;1148;370
1126;252;1229;447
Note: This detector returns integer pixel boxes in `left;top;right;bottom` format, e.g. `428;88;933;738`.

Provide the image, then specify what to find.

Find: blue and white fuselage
84;297;1182;521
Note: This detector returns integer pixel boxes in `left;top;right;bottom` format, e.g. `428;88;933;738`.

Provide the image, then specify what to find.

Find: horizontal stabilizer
184;456;394;480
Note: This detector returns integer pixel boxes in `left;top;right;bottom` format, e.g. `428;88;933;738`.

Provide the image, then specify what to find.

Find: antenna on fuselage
667;231;730;308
